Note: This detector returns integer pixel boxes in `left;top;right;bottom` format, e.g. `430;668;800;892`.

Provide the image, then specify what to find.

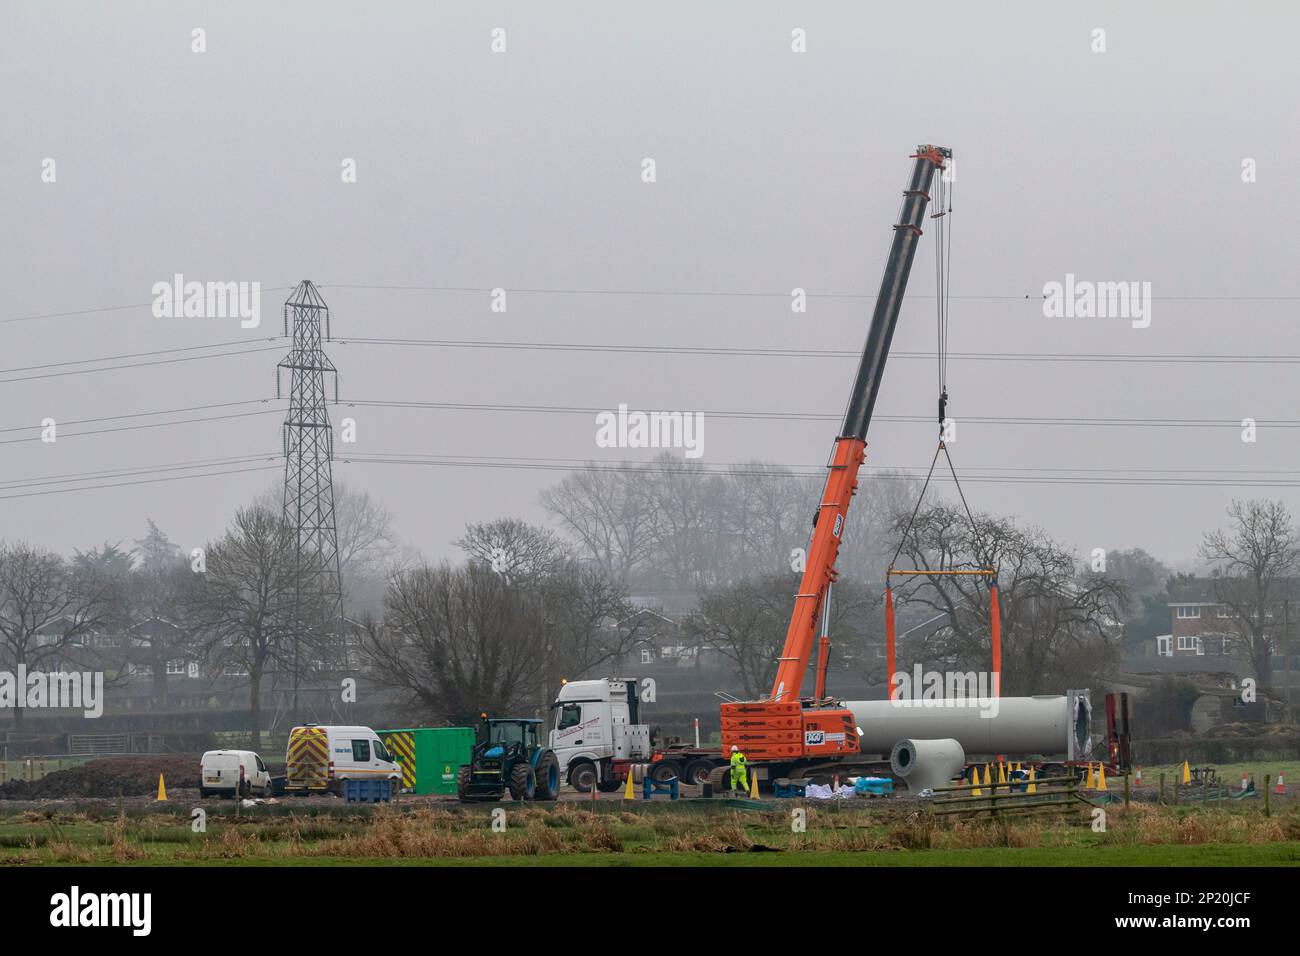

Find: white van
286;725;402;793
200;749;273;798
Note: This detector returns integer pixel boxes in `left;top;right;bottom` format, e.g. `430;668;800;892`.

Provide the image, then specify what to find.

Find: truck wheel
684;759;715;786
569;762;597;793
534;752;560;800
509;763;536;801
650;761;679;785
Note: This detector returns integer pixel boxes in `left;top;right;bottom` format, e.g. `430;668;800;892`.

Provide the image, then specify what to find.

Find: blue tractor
457;716;560;802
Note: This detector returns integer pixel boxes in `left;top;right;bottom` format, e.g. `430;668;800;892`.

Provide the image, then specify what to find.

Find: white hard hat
730;745;739;752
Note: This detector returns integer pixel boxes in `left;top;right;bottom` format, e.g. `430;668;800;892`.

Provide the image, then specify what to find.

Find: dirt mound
0;755;199;800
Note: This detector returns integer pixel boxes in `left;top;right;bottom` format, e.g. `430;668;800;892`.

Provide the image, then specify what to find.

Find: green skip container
378;727;475;795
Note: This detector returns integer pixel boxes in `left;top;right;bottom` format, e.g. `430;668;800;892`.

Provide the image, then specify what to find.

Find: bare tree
365;555;643;723
365;563;546;722
540;464;655;583
684;575;876;699
1200;499;1300;691
186;507;301;749
125;521;194;706
0;541;114;729
454;518;571;582
889;504;1124;695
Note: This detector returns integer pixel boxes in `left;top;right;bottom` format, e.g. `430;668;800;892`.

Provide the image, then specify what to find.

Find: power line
0;453;279;490
346;398;1298;429
0;346;284;385
337;453;1300;489
0;338;281;376
0;408;282;447
0;399;271;436
0;395;1285;451
0;287;298;326
5;447;1300;503
318;283;1300;302
0;465;282;501
339;336;1300;366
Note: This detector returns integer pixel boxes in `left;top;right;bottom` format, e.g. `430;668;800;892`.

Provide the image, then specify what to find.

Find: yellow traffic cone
1088;763;1097;790
998;762;1007;785
971;766;982;797
156;774;167;801
1098;765;1107;792
982;764;991;787
623;770;636;800
1027;765;1037;794
1182;760;1191;784
749;770;758;798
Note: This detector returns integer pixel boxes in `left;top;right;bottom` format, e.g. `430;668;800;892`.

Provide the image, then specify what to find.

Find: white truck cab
200;749;272;798
548;677;652;792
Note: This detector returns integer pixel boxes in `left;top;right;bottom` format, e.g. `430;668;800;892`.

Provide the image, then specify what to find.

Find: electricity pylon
277;280;343;713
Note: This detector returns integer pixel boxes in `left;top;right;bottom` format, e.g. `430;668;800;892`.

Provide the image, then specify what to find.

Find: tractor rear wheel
534;752;560;800
509;763;536;801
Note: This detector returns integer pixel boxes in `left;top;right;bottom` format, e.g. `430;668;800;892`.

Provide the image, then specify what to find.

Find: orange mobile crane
718;145;952;787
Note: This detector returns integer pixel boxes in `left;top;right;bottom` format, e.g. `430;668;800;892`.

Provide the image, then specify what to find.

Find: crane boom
719;145;950;766
770;144;949;704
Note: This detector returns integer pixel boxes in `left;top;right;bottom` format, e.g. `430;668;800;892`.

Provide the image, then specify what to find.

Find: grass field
1;795;1296;867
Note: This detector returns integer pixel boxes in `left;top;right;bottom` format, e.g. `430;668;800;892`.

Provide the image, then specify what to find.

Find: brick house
1156;601;1241;659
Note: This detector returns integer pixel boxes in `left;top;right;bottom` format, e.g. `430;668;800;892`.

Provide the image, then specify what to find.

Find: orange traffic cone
1135;766;1143;787
1241;773;1249;792
1274;774;1285;795
156;774;167;801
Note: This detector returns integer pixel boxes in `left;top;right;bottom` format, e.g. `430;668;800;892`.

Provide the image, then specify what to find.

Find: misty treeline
3;451;1297;740
0;485;402;745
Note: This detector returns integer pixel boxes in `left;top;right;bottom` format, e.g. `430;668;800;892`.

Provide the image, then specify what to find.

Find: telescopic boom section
769;145;949;705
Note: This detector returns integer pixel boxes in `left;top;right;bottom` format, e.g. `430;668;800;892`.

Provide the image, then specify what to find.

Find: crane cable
883;150;1002;695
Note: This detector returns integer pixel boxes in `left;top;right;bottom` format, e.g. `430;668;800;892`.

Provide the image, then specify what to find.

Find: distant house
1161;601;1241;659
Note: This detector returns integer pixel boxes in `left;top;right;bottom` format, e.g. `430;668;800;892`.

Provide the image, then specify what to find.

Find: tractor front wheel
534;752;560;800
509;763;536;801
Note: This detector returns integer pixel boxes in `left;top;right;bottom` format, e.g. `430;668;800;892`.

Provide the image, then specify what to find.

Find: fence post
1124;772;1130;809
1264;775;1271;817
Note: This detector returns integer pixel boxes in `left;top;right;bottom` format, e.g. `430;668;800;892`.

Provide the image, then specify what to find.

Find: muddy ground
0;755;198;800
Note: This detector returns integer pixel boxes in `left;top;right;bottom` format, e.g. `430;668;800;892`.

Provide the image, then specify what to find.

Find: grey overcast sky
1;1;1296;568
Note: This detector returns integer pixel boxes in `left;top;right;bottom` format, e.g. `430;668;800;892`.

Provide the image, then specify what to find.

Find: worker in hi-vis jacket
729;745;749;794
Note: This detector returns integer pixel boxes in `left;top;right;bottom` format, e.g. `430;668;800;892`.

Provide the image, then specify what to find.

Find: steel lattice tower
277;280;343;712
